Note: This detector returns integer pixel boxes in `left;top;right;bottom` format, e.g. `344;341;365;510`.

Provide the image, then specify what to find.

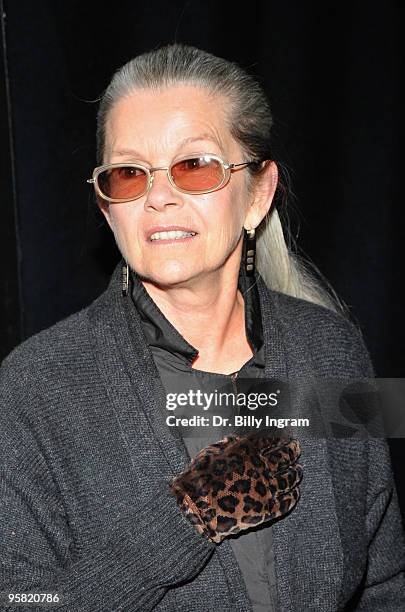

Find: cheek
113;203;138;226
204;187;247;242
107;207;143;255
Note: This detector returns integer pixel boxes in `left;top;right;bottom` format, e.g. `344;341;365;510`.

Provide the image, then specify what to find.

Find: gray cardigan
1;262;404;611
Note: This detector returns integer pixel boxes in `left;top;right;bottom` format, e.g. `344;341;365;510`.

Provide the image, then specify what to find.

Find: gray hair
97;43;346;314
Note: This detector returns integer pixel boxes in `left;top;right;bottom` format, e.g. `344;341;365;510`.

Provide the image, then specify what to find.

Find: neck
140;254;253;374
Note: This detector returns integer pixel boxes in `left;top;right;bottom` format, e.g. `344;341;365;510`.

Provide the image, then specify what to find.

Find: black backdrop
1;0;404;520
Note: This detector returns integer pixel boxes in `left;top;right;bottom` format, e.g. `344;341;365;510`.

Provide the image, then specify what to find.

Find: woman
0;44;404;612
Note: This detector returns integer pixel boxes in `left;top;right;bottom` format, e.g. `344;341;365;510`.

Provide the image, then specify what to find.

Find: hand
170;432;303;543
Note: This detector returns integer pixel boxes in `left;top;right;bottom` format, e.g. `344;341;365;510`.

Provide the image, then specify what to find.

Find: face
99;84;276;288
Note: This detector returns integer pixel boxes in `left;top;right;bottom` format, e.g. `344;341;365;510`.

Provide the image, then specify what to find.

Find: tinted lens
171;156;224;192
97;166;148;201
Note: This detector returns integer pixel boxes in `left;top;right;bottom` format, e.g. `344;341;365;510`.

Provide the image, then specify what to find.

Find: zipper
229;371;239;416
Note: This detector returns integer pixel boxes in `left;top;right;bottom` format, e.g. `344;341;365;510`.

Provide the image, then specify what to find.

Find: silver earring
245;228;256;276
122;261;129;296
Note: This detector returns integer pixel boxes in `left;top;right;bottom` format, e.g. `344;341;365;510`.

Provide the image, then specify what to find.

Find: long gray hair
96;43;345;314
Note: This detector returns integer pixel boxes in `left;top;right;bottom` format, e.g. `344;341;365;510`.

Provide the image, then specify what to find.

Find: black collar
129;261;264;369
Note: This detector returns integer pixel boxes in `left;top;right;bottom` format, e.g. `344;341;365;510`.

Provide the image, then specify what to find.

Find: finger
262;438;301;458
261;439;301;471
251;433;292;453
266;485;300;519
214;434;241;447
198;434;241;457
268;463;304;495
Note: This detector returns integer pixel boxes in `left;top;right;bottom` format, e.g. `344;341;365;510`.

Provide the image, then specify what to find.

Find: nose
143;168;183;212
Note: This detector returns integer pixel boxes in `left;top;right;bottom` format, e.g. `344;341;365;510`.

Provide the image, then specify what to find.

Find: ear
97;196;114;232
244;161;278;230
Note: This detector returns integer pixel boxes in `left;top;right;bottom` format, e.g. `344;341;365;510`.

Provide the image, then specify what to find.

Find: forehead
104;85;237;162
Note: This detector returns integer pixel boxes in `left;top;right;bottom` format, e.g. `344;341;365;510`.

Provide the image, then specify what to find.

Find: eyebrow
111;134;221;158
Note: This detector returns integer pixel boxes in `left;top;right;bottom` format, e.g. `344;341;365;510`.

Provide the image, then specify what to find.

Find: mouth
147;226;198;244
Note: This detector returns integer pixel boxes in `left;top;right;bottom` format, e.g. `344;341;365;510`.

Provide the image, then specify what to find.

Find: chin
134;260;200;288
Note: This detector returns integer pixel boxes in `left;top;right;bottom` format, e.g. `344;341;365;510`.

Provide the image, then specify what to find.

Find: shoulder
260;282;375;377
1;265;123;379
0;303;94;392
270;288;358;341
0;272;127;430
0;264;126;407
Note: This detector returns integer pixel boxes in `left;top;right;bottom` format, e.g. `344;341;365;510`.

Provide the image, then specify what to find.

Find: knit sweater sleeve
355;438;405;611
0;359;215;612
299;302;405;608
331;318;405;609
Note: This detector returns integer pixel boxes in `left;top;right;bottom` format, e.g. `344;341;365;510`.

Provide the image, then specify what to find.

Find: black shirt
130;264;278;612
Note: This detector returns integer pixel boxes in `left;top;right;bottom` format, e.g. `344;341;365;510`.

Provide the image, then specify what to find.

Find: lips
146;226;198;242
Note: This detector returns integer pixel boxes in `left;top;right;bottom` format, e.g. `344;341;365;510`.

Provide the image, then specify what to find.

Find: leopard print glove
170;433;303;544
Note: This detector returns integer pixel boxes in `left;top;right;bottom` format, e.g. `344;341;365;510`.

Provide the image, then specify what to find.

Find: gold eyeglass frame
87;153;258;203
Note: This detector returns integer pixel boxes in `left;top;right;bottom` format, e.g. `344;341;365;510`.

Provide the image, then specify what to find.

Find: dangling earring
122;261;129;297
244;228;256;276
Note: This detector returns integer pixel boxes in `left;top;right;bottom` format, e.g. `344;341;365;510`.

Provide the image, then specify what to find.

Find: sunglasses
87;153;259;203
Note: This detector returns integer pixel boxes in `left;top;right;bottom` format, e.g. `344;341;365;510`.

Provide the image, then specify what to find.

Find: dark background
1;0;404;519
